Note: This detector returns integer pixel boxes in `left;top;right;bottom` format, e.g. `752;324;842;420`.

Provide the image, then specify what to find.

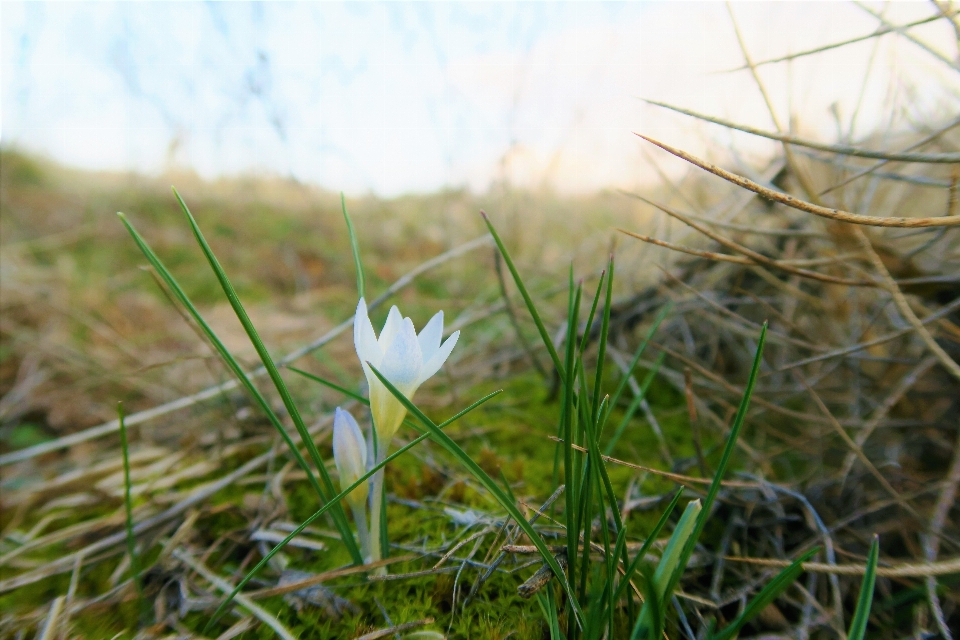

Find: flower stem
367;451;387;575
351;502;372;564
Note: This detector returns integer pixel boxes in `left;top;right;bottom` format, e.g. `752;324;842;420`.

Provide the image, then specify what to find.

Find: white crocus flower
353;297;459;568
332;407;372;561
354;297;459;447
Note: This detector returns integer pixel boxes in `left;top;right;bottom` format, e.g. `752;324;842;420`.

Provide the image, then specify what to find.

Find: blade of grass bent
847;535;879;640
368;363;586;628
172;188;362;564
481;211;564;377
709;546;819;640
204;389;502;632
341;193;365;300
116;213;333;516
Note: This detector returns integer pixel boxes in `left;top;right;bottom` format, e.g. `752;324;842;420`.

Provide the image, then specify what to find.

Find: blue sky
2;2;957;195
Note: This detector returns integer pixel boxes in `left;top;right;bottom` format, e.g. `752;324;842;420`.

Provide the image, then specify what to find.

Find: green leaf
341;193;365;300
631;567;663;640
613;489;683;604
290;367;369;406
118;402;144;607
591;254;614;422
847;535;879;640
481;211;564;377
709;547;819;640
563;279;583;598
579;269;607;356
608;302;672;413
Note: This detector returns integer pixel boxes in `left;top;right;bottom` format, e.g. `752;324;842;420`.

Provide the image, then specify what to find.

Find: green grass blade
536;587;564;640
291;367;428;438
847;535;879;640
341;193;365;300
652;500;701;599
710;547;819;640
378;480;389;560
116;213;338;528
290;367;369;406
591;254;614;421
608;302;672;413
564;281;583;599
118;402;144;605
171;188;362;564
631;567;663;640
481;211;564;376
367;363;586;628
604;352;664;455
581;392;629;610
204;389;501;632
613;489;683;604
579;269;606;356
661;323;767;613
576;456;595;601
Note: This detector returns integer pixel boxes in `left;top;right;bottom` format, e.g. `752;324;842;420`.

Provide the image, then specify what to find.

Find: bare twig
643;101;960;163
174;548;297;640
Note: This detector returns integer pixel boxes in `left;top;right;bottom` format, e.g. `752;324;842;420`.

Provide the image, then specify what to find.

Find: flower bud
332;407;368;509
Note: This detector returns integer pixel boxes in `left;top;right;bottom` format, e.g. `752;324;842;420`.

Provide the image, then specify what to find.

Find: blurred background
3;1;958;195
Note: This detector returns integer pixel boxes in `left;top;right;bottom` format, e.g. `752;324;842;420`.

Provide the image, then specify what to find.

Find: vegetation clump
2;12;960;637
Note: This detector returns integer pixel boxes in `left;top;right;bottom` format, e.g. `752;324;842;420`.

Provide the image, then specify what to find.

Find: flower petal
417;330;459;386
354;298;381;368
417;310;444;364
380;317;423;390
333;407;367;484
378;306;403;351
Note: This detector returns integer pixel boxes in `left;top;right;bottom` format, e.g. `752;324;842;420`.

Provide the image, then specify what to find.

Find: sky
2;1;958;196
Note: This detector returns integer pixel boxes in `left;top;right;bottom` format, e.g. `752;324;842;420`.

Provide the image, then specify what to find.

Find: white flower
353;297;459;447
332;407;368;509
